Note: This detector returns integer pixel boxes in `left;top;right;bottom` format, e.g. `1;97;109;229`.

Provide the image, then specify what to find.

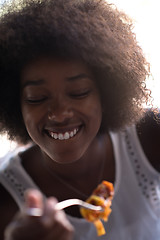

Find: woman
0;0;160;239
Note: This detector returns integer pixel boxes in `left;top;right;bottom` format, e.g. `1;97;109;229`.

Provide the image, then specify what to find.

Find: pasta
80;181;114;236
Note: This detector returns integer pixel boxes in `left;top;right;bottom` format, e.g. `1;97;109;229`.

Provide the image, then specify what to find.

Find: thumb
24;189;44;217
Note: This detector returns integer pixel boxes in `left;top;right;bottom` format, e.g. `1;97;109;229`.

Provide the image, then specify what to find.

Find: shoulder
139;108;160;126
137;108;160;140
0;147;25;238
136;108;160;171
0;183;18;238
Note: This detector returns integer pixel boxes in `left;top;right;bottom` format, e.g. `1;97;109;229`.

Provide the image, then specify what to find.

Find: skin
4;190;74;240
1;58;110;240
1;58;160;239
20;58;102;164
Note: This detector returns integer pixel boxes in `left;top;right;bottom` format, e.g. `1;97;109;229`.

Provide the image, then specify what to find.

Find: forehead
20;57;93;84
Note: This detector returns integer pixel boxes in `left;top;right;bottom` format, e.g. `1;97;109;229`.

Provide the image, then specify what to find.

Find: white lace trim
123;126;160;217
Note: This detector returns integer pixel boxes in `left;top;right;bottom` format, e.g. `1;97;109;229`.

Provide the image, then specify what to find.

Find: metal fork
25;199;103;217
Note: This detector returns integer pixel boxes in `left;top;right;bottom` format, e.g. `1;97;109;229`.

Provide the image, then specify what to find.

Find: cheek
21;103;45;124
21;106;41;137
91;103;102;130
91;94;102;115
83;95;102;129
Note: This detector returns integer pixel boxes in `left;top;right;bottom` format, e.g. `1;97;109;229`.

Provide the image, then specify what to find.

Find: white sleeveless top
0;125;160;240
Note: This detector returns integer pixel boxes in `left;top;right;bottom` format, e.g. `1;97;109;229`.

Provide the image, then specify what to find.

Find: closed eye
25;97;47;104
70;90;91;99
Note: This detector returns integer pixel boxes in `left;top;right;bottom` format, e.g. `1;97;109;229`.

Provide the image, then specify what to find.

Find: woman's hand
4;189;74;240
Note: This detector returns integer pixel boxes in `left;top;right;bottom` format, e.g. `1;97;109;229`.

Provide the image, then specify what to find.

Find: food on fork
80;180;114;236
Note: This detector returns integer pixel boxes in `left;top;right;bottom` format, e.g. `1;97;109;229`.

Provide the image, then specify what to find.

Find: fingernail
24;207;43;217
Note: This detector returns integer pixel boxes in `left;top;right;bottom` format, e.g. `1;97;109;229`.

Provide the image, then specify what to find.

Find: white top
0;125;160;240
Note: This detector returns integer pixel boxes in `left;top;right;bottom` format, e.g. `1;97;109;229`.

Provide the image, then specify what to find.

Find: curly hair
0;0;151;143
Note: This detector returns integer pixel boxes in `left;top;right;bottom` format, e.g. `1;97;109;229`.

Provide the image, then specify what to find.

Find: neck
41;134;106;178
41;133;115;184
21;133;115;201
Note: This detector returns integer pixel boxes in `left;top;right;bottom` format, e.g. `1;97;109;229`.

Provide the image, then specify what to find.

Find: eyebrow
66;73;92;81
21;73;92;89
21;79;45;89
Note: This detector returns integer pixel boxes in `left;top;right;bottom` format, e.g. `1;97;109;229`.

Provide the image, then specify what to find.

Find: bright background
0;0;160;157
108;0;160;108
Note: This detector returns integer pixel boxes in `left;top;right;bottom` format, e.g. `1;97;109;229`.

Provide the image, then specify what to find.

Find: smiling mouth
46;127;81;140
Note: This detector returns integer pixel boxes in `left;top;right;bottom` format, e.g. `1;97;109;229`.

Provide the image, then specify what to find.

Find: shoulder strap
0;149;40;210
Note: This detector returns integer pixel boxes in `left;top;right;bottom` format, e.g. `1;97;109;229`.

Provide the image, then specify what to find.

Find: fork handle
55;199;83;210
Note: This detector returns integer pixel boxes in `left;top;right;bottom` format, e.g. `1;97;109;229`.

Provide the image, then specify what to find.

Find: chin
45;150;84;164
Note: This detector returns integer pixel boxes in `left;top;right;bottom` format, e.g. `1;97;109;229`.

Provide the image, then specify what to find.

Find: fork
25;198;103;217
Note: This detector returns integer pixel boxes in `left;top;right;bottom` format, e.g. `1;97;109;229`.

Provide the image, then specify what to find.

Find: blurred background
0;0;160;157
108;0;160;107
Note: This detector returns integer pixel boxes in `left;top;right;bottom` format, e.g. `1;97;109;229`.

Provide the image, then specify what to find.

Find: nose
47;99;73;123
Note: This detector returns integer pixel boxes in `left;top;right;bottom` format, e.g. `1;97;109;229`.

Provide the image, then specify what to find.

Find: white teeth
50;132;54;138
64;132;70;140
70;131;74;137
48;128;79;140
58;133;63;140
54;133;58;139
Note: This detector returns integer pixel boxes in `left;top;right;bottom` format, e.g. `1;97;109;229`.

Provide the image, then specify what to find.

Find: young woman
0;0;160;239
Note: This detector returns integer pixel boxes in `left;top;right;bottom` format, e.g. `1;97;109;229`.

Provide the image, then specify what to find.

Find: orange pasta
80;181;114;236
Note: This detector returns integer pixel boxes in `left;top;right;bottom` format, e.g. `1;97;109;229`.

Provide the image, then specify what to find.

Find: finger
24;189;44;208
42;213;74;240
40;197;58;226
23;189;44;217
44;226;74;240
42;198;74;239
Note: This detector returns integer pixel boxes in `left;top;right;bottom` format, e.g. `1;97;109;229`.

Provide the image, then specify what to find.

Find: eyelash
25;97;47;104
70;90;91;99
24;89;91;104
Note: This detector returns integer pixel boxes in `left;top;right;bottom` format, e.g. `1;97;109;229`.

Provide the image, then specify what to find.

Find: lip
44;124;83;140
45;124;82;133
